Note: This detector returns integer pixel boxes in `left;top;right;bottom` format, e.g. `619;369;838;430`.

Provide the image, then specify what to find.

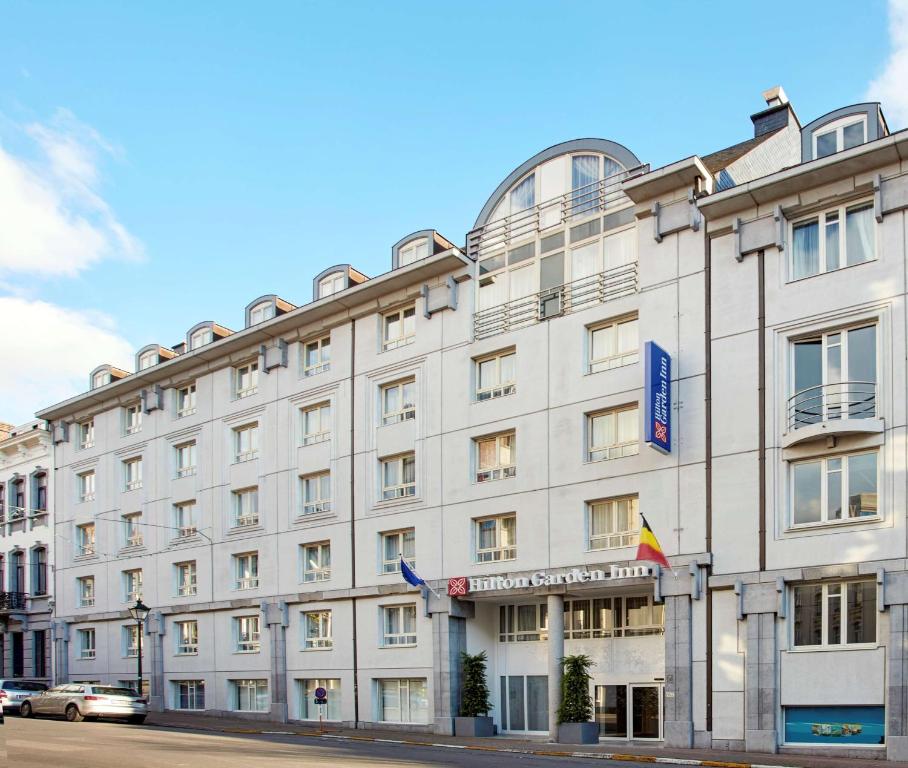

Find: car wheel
65;704;84;722
128;715;146;725
85;715;99;722
19;702;33;718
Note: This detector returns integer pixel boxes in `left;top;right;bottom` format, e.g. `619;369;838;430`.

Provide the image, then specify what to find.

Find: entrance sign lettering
447;564;652;596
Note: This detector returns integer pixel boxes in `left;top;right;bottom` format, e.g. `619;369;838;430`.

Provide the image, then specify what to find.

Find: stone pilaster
51;620;69;684
744;612;777;753
886;601;908;760
263;601;289;723
663;595;693;747
547;594;564;741
427;592;474;734
146;610;166;711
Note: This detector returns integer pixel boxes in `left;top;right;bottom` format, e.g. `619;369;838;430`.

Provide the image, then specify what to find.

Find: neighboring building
33;86;908;761
0;420;53;685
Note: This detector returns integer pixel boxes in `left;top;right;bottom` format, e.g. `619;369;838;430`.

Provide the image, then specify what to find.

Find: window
379;679;428;724
235;362;258;398
476;433;516;482
303;336;330;377
814;116;867;159
510;173;535;213
176;562;197;596
78;628;96;659
235;615;261;652
589;316;638;373
476;514;517;562
78;576;95;607
234;552;259;590
301;542;331;583
138;350;157;370
398;238;429;267
232;487;259;528
125;403;142;435
588;496;639;550
31;547;48;595
233;423;259;462
301;473;331;515
124;569;143;602
174;501;197;538
76;523;95;556
382;604;417;646
123;625;140;658
588;405;639;461
302;611;333;649
792;451;878;526
319;272;345;298
176;441;197;477
382;306;416;351
175;620;199;654
571;155;600;216
177;384;197;417
790;325;876;429
79;420;95;449
499;604;549;642
173;680;205;710
301;402;331;445
381;529;415;574
793;580;876;647
189;327;212;350
231;679;268;712
476;350;515;401
790;201;875;280
299;679;340;720
123;512;143;548
34;473;48;512
124;458;143;491
78;471;96;502
249;301;274;325
381;379;415;424
33;629;47;678
563;596;664;639
92;370;110;389
381;453;416;500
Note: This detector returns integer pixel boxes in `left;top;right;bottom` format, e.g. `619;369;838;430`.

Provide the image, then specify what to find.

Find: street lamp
128;599;150;697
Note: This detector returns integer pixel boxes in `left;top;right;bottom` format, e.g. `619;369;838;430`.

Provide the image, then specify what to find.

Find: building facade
34;87;908;760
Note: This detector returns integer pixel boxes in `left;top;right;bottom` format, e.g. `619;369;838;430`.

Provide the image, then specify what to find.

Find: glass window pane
847;453;878;517
793;461;822;524
826;459;842;520
816;131;837;158
792;220;820;279
402;529;415;558
793;339;823;426
591;325;615;361
618;319;637;354
843;121;865;150
847;581;876;644
499;353;515;384
510;174;535;213
827;585;842;645
846;204;874;266
572;242;600;280
793;585;823;646
509;265;535;300
824;214;839;272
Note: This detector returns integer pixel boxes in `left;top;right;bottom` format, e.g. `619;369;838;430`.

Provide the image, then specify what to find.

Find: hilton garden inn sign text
447;564;654;596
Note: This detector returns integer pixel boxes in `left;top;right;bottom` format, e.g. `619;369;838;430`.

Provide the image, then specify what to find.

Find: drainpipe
349;319;360;728
758;250;766;572
704;228;713;734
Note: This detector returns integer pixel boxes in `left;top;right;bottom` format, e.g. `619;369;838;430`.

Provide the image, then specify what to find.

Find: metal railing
788;381;877;431
0;591;27;611
466;165;647;262
474;263;637;340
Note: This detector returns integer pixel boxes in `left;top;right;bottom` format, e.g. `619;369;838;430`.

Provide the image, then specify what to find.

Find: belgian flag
635;514;670;569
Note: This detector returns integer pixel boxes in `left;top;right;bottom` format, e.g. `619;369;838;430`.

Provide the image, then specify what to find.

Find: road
5;717;622;767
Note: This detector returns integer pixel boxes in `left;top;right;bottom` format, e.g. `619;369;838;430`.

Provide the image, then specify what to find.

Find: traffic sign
314;686;327;700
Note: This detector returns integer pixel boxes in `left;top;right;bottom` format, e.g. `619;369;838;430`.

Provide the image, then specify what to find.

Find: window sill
228;524;264;535
374;494;421;510
585;359;638;376
294;511;335;525
380;643;417;649
584;451;640;464
301;578;331;586
73;553;99;563
302;646;333;652
785;515;882;533
175;652;199;657
233;650;261;654
787;643;879;653
785;256;877;285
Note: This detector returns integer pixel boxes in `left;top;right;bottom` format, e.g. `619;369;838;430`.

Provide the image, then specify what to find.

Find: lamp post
128;599;150;696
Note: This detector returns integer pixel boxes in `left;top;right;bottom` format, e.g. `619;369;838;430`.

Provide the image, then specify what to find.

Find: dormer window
398;238;429;267
319;272;345;299
814;116;867;159
190;328;212;350
138;350;157;370
249;301;274;326
92;370;110;389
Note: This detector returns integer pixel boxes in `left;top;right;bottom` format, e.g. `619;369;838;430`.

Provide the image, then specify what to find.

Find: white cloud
867;0;908;128
0;297;133;425
0;109;142;277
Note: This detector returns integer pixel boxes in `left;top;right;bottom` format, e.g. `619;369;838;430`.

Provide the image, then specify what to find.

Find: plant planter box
454;716;495;737
557;722;599;744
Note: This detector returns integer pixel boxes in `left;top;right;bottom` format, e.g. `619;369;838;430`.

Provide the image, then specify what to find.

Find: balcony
0;592;27;611
784;381;883;447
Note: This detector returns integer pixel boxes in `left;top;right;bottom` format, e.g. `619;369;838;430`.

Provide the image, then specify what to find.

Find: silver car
20;684;147;723
0;680;48;713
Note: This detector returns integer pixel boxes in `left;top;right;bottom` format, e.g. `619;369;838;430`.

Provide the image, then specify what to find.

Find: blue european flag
400;557;425;588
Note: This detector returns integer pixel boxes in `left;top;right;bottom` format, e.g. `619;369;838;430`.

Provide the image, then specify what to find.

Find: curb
147;720;801;768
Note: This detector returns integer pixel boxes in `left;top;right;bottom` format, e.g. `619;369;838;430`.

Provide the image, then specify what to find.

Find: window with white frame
190;327;213;350
249;301;274;325
174;501;197;538
382;306;416;351
123;569;143;602
476;350;515;401
123;624;140;658
302;610;333;649
378;678;428;724
588;316;638;373
588;405;639;461
790;201;875;281
299;679;340;720
498;603;549;642
603;226;637;269
124;403;142;435
124;457;143;491
78;628;96;659
235;615;260;652
176;561;197;596
562;595;664;639
78;471;95;502
301;472;331;515
173;680;205;710
231;679;267;712
382;604;417;646
814;116;867;159
234;552;259;590
793;580;876;647
475;514;517;562
138;350;157;370
175;620;198;655
232;487;259;528
92;370;110;389
791;450;878;526
301;541;331;583
381;453;416;500
235;362;259;398
398;237;429;267
381;529;415;574
79;420;95;449
233;423;259;462
302;336;330;376
301;402;331;445
475;432;516;482
319;272;345;298
510;173;535;213
381;379;415;424
76;523;95;556
177;384;197;417
122;512;143;548
176;441;197;477
77;576;95;608
588;496;639;550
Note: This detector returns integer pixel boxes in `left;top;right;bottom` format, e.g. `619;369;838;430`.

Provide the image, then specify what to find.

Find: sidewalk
145;711;906;768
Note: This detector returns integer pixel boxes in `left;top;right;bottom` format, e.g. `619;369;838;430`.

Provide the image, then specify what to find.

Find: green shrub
459;650;491;717
557;654;594;724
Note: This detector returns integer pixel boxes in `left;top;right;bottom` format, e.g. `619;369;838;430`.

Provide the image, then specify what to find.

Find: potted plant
557;654;598;744
454;650;495;737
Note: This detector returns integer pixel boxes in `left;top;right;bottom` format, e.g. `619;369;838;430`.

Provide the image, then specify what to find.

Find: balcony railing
0;592;27;611
474;263;637;340
788;382;877;431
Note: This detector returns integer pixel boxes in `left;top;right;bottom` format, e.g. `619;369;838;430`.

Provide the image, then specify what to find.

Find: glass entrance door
595;684;662;740
630;685;661;739
499;675;548;733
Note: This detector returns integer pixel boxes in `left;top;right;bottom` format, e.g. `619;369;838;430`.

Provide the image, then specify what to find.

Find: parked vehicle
0;680;48;713
20;684;147;723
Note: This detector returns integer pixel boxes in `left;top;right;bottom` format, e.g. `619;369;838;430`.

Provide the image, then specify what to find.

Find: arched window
249;301;275;325
190;327;213;350
138;350;158;370
92;370;110;389
398;238;429;267
319;273;345;299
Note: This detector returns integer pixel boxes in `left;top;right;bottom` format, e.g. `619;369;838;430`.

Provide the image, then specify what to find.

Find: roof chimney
762;85;788;108
0;422;13;442
751;85;797;138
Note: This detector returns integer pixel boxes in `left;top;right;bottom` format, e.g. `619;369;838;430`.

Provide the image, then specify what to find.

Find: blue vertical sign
644;341;671;454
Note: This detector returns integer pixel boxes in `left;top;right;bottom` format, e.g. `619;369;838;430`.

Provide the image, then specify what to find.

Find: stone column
663;595;693;747
887;603;908;759
427;592;474;734
744;612;777;753
547;594;564;741
51;620;69;684
146;610;166;712
264;601;289;723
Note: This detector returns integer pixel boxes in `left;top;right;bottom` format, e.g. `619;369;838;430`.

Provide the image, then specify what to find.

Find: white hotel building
35;87;908;760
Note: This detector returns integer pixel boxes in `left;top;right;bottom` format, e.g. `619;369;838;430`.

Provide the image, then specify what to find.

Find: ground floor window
378;678;428;724
784;706;884;745
298;678;341;720
499;675;548;732
173;680;206;710
594;684;662;739
231;679;268;712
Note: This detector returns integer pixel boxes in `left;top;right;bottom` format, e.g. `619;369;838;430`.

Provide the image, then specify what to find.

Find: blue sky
0;0;904;423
